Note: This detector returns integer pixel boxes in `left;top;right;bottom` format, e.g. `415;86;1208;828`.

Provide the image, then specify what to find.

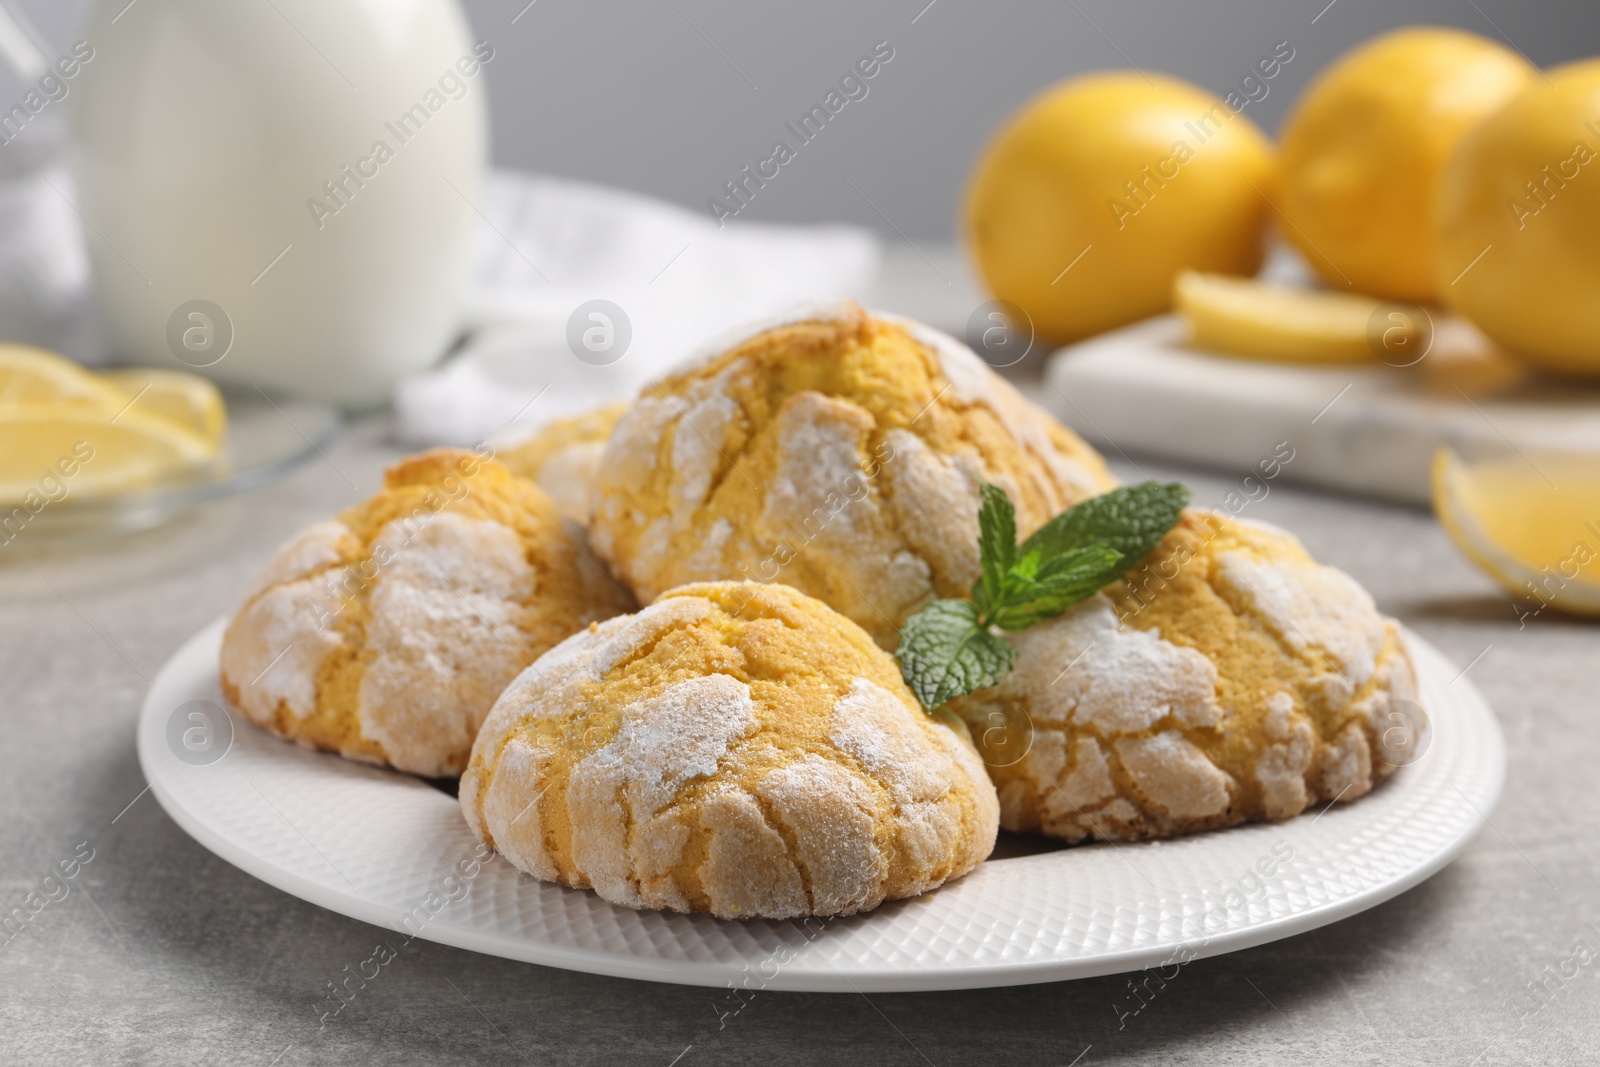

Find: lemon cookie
589;303;1114;649
497;402;626;523
220;449;635;777
950;511;1420;842
460;581;999;919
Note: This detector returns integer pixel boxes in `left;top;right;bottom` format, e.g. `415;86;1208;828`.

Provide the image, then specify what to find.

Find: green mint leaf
973;482;1017;619
896;598;1017;709
1019;482;1191;580
991;544;1123;630
892;480;1189;712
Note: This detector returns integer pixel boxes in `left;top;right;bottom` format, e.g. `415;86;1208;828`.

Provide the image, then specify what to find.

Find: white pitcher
69;0;486;407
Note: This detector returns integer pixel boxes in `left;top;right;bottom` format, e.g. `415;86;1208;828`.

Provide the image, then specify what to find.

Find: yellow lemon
0;404;216;507
1174;271;1525;392
101;367;228;449
1176;271;1396;363
1278;27;1534;301
1433;447;1600;616
964;71;1276;344
1434;60;1600;375
0;344;125;410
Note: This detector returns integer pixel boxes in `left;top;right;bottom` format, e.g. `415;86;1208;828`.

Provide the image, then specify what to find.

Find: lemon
101;367;227;449
1175;271;1406;363
0;404;216;507
1434;60;1600;375
1433;447;1600;616
0;344;125;411
1278;27;1534;301
964;71;1276;344
0;350;226;509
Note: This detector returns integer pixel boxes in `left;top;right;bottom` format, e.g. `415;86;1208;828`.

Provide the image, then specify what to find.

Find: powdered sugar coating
223;557;353;725
568;675;757;909
1114;732;1233;819
356;513;538;777
241;520;350;602
1216;550;1388;687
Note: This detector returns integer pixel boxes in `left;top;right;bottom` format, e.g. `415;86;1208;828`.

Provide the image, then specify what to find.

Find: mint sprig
895;481;1190;711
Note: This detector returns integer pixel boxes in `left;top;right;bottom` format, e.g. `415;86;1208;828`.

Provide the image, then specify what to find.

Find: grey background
4;0;1599;236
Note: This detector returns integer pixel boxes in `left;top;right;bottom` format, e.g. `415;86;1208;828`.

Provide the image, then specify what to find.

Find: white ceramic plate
137;619;1503;992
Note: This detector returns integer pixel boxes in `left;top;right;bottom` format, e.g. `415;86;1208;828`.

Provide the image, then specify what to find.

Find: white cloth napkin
394;172;881;447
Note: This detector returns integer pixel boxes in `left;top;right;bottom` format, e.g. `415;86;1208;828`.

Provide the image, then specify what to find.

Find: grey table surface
4;256;1599;1065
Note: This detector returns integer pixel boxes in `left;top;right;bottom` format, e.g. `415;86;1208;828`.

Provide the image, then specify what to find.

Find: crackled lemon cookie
950;511;1420;842
497;402;626;523
588;303;1115;649
220;449;635;778
460;581;999;919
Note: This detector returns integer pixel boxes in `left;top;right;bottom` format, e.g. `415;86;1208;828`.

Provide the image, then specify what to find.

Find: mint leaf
991;544;1123;631
973;482;1016;619
1019;481;1190;581
896;599;1017;709
893;480;1188;712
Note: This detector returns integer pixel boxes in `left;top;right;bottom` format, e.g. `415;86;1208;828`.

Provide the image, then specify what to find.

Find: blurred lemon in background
0;405;216;505
1277;27;1534;301
1175;271;1525;392
1434;447;1600;616
0;348;224;507
0;345;127;410
964;71;1276;344
101;368;227;450
1176;271;1397;364
1435;59;1600;375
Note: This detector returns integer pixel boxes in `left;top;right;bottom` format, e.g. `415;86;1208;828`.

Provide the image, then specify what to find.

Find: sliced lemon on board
100;368;227;449
0;344;126;410
1432;447;1600;616
1175;271;1405;364
1176;272;1527;392
0;405;217;507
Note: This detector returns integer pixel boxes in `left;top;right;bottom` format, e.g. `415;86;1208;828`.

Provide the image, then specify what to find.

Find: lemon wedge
1432;447;1600;616
100;368;227;449
0;344;126;410
1176;271;1423;365
0;405;217;507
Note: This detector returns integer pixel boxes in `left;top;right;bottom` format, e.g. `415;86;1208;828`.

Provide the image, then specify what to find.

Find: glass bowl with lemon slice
0;345;338;547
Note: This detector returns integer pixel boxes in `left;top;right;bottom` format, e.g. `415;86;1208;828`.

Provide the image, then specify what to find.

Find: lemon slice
1432;447;1600;616
1176;271;1420;364
0;405;217;507
100;368;227;449
0;344;126;410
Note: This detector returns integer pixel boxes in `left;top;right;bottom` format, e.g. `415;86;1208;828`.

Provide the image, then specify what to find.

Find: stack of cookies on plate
221;303;1419;920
